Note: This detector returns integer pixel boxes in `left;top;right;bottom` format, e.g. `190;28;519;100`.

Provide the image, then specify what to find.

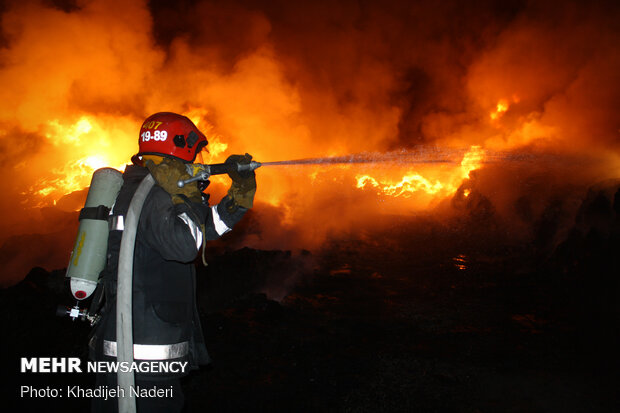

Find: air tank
66;168;123;300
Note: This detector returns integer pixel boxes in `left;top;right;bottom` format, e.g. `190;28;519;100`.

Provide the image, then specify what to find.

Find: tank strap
79;205;111;221
103;340;189;360
108;215;124;231
87;283;104;319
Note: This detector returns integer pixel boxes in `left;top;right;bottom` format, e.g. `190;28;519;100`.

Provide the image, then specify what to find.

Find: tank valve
56;303;100;326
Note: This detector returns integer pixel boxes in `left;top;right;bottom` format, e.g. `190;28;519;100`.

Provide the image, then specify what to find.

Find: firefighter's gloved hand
145;157;203;204
225;153;256;209
226;153;255;180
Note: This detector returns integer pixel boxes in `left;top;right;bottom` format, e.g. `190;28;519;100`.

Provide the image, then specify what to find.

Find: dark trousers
91;372;185;413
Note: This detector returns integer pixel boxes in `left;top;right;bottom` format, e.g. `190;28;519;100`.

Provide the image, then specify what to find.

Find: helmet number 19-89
141;130;168;142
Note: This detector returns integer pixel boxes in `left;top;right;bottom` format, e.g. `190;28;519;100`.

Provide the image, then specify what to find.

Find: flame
490;99;509;120
460;146;485;178
46;116;93;144
489;96;521;121
356;173;444;198
355;145;485;200
26;116;137;203
32;155;125;203
185;107;209;129
82;155;107;171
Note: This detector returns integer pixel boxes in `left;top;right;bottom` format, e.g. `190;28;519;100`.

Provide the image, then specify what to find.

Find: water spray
176;149;463;187
259;147;464;168
253;148;569;168
175;146;568;188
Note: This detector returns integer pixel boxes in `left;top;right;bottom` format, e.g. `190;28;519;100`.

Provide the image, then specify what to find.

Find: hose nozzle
239;161;262;173
177;160;262;188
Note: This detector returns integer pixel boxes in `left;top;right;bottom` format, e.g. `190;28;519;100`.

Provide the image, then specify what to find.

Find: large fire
0;0;618;285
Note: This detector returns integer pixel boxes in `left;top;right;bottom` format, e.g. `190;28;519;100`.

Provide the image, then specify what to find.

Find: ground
2;210;619;412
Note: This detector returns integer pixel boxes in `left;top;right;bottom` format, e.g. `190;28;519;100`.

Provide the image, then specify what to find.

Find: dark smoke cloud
146;0;529;149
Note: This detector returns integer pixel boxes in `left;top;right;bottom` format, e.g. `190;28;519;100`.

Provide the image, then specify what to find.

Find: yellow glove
144;157;203;204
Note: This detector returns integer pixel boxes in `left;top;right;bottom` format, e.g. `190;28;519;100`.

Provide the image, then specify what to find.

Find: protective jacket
89;164;246;377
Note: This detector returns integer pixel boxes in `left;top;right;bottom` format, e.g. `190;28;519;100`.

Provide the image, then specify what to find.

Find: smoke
0;0;618;285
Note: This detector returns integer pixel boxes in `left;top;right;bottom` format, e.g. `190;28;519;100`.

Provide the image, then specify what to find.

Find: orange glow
0;0;616;274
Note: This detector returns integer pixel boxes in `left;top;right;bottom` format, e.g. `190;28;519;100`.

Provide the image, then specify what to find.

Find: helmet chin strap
132;152;196;166
130;154;142;166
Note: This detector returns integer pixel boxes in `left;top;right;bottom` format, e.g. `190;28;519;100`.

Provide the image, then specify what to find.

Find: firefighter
89;112;256;412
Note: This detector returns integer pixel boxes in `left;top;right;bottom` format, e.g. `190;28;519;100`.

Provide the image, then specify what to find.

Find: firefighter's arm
176;153;256;242
139;155;255;260
139;186;249;263
172;194;248;242
204;197;248;241
138;186;205;262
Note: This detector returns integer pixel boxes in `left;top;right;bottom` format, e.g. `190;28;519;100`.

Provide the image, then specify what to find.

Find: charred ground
2;183;619;412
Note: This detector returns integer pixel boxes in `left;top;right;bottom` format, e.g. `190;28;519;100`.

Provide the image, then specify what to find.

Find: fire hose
116;173;155;413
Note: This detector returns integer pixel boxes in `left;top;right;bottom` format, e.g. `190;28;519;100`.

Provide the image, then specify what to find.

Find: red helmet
133;112;208;163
